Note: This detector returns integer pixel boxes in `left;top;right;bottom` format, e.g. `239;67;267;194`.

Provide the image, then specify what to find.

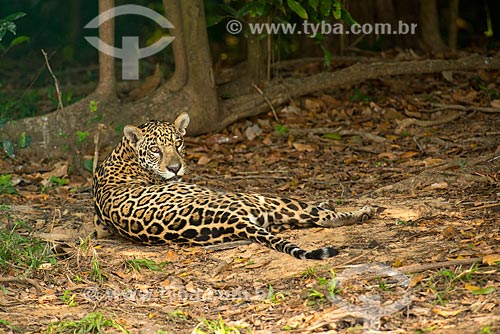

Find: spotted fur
93;113;374;260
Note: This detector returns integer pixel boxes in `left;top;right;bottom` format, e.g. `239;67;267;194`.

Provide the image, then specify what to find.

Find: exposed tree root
2;55;499;159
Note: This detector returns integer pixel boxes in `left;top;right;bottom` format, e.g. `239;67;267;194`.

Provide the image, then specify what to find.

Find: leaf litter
0;70;500;333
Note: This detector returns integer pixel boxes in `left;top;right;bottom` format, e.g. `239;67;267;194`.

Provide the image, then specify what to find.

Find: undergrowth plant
0;207;56;276
44;312;129;334
0;174;16;194
194;315;249;334
124;258;168;273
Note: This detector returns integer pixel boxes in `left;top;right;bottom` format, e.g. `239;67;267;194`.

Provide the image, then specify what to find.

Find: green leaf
0;174;16;194
76;131;89;143
18;132;31;149
470;286;496;295
320;44;332;67
0;22;16;41
4;12;26;22
8;35;30;48
319;0;332;17
322;132;341;140
308;0;319;10
274;124;289;135
0;12;26;42
83;159;94;172
287;0;308;19
333;0;341;19
238;2;266;17
340;9;358;26
2;139;14;158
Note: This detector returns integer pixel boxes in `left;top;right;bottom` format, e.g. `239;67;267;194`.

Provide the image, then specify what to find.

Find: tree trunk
448;0;459;50
419;0;447;51
94;0;116;100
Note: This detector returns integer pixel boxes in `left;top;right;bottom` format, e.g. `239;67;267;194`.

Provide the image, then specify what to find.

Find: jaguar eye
175;140;183;148
150;146;160;154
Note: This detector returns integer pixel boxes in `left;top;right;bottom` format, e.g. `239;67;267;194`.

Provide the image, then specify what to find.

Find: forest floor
0;67;499;334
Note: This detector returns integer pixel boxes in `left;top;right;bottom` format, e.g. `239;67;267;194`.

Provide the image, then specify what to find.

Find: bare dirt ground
1;71;499;333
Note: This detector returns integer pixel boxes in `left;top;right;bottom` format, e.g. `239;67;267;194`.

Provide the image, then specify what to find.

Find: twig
41;49;64;110
288;127;387;143
0;276;43;291
395;111;461;133
93;124;106;174
203;240;252;251
465;202;500;211
337;249;375;267
398;257;482;275
430;103;500;114
252;83;279;122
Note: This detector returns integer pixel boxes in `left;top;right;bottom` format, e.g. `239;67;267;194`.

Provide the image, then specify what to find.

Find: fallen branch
398;257;482;274
0;276;43;291
288;127;387;143
395;111;461;133
431;103;500;114
223;55;500;128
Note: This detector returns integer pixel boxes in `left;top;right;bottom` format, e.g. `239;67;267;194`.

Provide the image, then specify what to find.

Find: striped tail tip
292;246;339;260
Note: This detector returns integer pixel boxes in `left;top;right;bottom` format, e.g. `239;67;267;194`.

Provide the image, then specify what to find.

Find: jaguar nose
167;163;181;174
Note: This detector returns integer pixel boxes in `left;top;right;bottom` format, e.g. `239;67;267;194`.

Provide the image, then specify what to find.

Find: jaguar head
123;112;190;180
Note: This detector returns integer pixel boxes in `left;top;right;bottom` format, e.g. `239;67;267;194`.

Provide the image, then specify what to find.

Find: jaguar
93;112;375;260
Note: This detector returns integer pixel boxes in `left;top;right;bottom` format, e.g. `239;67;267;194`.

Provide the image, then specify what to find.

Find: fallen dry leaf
426;182;449;190
245;124;262;141
423;157;444;167
491;99;500;109
482;254;500;266
292;143;316;152
197;155;212;165
432;307;463;317
401;151;419;159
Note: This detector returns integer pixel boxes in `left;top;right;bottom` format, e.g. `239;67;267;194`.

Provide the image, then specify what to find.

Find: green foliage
0;12;30;54
89;100;98;113
287;0;308;19
0;90;39;126
45;312;129;334
349;88;372;103
0;319;20;333
91;252;105;284
195;315;248;334
267;284;286;303
0;12;26;41
76;131;89;143
479;326;494;334
0;174;16;194
49;176;68;186
18;131;31;149
83;158;94;173
307;269;339;305
274;124;289;135
210;0;356;64
124;258;168;273
321;132;341;140
1;139;15;158
60;289;77;307
300;266;318;279
47;86;73;108
0;214;56;276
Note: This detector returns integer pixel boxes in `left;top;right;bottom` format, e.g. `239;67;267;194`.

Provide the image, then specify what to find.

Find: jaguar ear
174;112;190;136
124;125;143;149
